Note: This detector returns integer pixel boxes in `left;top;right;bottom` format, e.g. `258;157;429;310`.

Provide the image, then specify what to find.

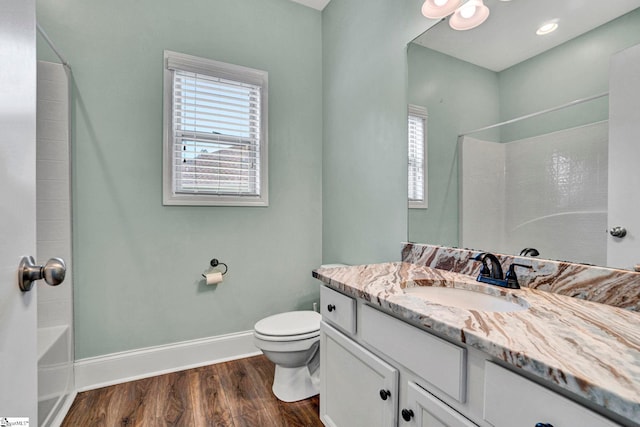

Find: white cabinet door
320;322;399;427
0;0;38;421
403;382;477;427
608;43;640;270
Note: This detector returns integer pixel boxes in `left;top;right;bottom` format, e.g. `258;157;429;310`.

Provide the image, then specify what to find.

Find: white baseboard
47;390;77;427
74;330;261;392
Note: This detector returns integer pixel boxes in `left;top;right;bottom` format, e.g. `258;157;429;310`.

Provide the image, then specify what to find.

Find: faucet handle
505;263;533;289
519;247;540;257
473;253;491;277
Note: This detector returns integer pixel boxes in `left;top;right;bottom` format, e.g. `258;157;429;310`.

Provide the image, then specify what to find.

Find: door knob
609;226;627;238
19;256;66;292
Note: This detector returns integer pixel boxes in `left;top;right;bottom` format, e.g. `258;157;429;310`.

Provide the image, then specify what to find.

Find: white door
0;0;38;422
608;43;640;270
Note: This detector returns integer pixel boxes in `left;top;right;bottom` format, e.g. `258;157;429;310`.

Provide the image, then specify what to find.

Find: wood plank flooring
62;355;323;427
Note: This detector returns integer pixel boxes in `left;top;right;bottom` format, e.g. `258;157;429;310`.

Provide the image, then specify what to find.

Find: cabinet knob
327;304;336;312
379;389;391;400
401;408;414;421
609;226;627;238
535;423;554;427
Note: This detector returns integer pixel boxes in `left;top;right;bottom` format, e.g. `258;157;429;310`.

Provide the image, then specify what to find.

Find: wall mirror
407;0;640;269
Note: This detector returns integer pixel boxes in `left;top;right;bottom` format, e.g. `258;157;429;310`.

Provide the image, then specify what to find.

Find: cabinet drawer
361;304;466;402
484;362;620;427
321;285;356;335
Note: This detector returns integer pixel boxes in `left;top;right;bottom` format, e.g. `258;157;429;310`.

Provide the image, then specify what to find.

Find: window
163;51;268;206
408;105;428;209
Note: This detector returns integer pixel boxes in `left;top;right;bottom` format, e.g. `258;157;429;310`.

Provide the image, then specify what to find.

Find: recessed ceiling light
536;22;558;35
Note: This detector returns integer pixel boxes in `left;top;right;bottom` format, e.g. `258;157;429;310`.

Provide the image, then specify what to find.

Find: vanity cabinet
320;322;398;427
320;285;473;427
319;285;625;427
320;322;473;427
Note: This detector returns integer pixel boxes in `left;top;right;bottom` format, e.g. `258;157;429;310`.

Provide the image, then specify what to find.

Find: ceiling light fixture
422;0;490;31
536;21;558;35
421;0;462;19
449;0;490;31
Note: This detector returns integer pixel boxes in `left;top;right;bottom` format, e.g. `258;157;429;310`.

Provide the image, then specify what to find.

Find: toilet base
272;365;319;402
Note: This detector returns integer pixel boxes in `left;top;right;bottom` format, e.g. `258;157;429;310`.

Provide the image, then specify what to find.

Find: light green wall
322;0;430;264
37;0;322;359
407;44;500;245
499;8;640;142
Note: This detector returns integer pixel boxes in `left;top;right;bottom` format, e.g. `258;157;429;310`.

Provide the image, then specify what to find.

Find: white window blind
408;105;428;209
163;51;268;206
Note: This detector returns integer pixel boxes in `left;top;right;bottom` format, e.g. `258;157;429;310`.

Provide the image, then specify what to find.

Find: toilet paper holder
202;258;228;278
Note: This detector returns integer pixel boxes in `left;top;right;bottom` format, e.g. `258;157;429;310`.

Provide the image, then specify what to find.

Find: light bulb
449;0;489;30
421;0;462;19
459;4;476;18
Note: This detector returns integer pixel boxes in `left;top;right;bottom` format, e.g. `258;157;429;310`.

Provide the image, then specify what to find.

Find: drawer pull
379;389;391;400
327;304;336;312
401;408;414;421
535;424;554;427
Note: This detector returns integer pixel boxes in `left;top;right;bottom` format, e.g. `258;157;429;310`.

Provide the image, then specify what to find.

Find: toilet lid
254;311;321;337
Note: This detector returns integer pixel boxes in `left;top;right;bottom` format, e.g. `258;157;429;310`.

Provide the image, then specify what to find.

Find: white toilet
253;264;347;402
254;310;322;402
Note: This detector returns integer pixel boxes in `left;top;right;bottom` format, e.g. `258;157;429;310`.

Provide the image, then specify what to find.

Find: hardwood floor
62;355;323;427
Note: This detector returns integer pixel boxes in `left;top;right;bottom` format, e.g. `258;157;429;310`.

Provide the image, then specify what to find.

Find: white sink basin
403;286;528;312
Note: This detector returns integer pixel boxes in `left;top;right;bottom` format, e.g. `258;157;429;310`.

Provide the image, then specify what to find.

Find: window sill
163;194;269;207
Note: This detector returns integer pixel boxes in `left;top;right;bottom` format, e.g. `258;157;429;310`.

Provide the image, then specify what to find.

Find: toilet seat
254;329;319;342
254;311;321;340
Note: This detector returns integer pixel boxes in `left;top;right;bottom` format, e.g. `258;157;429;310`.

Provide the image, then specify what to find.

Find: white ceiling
289;0;331;11
413;0;640;72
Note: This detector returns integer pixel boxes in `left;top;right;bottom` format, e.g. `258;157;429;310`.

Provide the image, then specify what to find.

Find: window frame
408;104;428;209
162;50;269;206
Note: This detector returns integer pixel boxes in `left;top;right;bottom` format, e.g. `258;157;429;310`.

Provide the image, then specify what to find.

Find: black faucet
474;252;504;280
519;247;540;257
474;253;532;289
504;263;533;288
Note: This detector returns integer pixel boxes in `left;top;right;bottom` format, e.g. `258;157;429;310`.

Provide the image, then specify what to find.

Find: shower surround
459;121;608;267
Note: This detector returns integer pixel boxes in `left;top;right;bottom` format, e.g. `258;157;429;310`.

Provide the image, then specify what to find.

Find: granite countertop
313;262;640;425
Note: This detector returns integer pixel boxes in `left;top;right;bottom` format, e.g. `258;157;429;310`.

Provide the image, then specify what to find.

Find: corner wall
322;0;430;265
37;0;323;359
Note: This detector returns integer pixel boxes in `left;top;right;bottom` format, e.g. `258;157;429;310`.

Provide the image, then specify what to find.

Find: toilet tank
320;264;347;268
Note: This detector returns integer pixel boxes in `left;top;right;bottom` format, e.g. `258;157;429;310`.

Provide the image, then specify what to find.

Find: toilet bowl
254;310;321;402
253;263;347;402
